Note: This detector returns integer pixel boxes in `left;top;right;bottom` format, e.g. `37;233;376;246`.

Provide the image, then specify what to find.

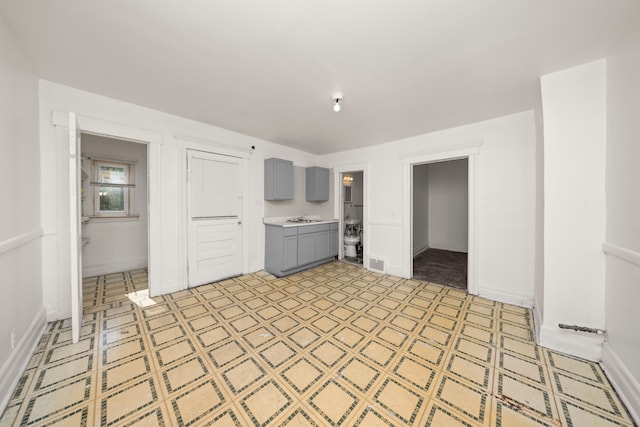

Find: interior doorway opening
341;171;364;266
80;134;150;279
412;158;469;290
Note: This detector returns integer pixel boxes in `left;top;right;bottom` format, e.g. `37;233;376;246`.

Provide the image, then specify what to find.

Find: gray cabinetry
329;226;339;257
265;158;293;200
283;235;298;270
306;166;329;202
298;233;316;265
265;222;338;277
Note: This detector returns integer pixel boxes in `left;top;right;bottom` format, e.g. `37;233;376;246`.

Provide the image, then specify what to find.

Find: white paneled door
187;150;243;287
68;113;83;343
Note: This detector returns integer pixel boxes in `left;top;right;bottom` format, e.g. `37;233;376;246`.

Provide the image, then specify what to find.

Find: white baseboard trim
601;343;640;425
45;305;61;322
413;242;429;258
386;263;404;278
533;302;543;343
82;258;147;278
538;323;604;362
478;285;533;308
0;307;47;415
428;243;468;254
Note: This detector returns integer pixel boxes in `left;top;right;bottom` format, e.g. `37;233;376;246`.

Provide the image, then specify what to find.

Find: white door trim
401;142;481;295
176;137;250;290
51;111;163;297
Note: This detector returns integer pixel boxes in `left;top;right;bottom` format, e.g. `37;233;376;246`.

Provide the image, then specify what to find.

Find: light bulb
332;94;343;112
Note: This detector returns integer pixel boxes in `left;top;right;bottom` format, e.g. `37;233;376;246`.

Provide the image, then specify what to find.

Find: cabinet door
329;229;339;257
298;234;316;265
274;158;293;199
316;167;330;201
265;158;293;200
283;235;298;270
306;167;329;202
315;231;330;260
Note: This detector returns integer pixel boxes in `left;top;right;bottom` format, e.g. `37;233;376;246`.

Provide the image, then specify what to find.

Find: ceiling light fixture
332;94;343;112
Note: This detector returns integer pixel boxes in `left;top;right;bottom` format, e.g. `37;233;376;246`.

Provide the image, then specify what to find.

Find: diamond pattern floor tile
1;264;635;427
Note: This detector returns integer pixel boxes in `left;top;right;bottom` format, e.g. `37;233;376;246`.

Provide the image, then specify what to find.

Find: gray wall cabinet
265;222;338;276
306;166;330;202
265;158;293;200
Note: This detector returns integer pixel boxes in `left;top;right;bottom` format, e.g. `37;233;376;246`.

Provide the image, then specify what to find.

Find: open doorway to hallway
412;158;468;290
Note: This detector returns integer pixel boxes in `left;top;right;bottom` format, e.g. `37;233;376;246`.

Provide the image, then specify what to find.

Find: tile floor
1;262;634;426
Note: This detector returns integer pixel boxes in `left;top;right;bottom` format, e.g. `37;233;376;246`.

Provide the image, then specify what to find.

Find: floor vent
369;258;385;273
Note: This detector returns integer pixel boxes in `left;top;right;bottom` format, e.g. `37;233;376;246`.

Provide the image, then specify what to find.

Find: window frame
93;160;132;217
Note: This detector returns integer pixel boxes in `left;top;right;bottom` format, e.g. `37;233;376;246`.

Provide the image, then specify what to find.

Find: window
93;160;134;216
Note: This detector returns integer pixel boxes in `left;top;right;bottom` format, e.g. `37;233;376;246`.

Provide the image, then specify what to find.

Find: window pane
99;187;125;211
100;166;127;184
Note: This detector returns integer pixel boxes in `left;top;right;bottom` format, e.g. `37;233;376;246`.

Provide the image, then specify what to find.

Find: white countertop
264;216;339;228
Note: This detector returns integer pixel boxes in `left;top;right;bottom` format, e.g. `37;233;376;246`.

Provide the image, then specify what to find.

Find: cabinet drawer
284;227;298;236
297;224;330;235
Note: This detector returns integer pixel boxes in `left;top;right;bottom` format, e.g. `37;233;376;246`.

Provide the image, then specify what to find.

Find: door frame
52;111;162;341
333;162;369;266
401;141;481;295
53;111;162;292
176;136;251;290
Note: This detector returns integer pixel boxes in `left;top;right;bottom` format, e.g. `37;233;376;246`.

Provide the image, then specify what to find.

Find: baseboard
413;242;429;258
601;343;640;425
386;263;405;278
538;323;604;362
533;302;543;343
428;243;468;254
478;285;534;308
0;307;47;415
82;258;147;278
45;305;61;322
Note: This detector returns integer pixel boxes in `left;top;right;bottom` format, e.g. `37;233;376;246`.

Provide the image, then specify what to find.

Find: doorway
342;171;364;265
80;134;149;278
402;143;480;295
412;159;468;289
56;111;162;344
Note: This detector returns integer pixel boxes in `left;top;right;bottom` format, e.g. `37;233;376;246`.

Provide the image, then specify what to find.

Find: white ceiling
1;1;638;154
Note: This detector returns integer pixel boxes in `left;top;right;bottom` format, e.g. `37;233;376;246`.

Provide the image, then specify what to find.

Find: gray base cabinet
265;222;338;277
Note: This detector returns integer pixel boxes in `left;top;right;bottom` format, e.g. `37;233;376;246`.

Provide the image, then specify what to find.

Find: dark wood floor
413;248;467;290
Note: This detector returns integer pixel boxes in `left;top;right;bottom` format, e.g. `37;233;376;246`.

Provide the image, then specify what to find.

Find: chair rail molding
0;228;43;256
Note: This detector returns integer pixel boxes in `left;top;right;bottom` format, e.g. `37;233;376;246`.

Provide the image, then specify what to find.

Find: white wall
0;15;45;413
602;21;640;423
539;60;607;360
412;165;429;256
320;110;537;306
39;80;318;320
428;159;468;253
264;165;334;219
81;134;148;277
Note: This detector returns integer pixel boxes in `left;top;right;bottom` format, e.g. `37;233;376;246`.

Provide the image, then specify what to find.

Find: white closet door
68;113;83;343
187;150;243;287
